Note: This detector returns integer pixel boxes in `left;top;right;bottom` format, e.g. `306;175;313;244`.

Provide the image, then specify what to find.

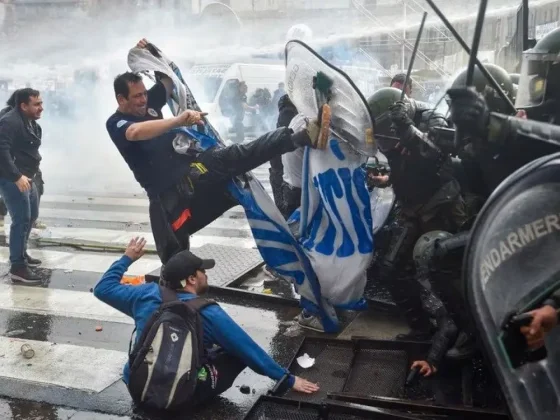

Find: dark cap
390;73;412;88
161;250;215;287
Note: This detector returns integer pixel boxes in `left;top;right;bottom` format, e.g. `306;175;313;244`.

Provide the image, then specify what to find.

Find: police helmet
451;63;515;114
515;27;560;123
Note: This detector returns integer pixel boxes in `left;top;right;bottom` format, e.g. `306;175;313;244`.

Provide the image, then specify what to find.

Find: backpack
127;286;216;411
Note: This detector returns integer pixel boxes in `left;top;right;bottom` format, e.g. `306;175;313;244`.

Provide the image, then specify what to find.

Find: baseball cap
161;250;215;288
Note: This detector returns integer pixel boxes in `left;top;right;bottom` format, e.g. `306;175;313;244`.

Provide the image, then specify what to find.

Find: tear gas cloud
0;1;521;194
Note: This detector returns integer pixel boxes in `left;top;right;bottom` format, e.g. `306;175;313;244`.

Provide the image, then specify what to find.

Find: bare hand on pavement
292;376;320;394
125;237;147;262
15;175;31;192
411;360;437;377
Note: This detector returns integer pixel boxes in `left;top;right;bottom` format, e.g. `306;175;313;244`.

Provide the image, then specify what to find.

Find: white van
185;63;285;141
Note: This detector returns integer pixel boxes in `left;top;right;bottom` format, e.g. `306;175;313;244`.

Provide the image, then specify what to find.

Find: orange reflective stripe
171;208;192;231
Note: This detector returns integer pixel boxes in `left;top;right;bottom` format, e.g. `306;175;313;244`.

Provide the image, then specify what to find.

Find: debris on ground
296;353;315;369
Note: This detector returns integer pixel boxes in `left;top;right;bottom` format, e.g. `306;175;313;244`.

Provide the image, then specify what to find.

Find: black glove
447;87;490;139
389;101;414;134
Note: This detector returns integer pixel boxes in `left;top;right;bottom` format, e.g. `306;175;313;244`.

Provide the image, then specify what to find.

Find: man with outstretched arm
106;39;327;264
94;237;319;406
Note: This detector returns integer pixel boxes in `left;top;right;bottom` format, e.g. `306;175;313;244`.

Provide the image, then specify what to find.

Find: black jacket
276;94;298;129
386;106;452;209
0;108;42;181
0;106;11;120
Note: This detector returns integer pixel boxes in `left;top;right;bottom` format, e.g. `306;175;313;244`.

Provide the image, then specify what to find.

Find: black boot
25;253;42;267
389;280;434;341
446;331;477;360
394;304;435;341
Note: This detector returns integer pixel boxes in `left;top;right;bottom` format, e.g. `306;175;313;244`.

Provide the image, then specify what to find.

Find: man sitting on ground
94;237;319;408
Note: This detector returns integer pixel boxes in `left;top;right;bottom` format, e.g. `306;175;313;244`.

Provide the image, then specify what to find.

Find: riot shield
284;40;376;157
464;152;560;420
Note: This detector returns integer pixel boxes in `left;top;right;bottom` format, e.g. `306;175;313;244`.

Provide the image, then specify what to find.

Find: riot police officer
450;63;516;115
447;28;560;194
449;63;517;199
367;87;468;340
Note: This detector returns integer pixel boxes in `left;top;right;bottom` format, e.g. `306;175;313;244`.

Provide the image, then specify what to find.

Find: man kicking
106;39;327;264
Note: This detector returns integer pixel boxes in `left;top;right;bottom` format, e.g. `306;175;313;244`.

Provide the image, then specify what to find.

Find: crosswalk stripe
7;207;254;228
1;164;279;252
0;336;127;393
0;283;133;324
0;247;161;275
40;195;149;208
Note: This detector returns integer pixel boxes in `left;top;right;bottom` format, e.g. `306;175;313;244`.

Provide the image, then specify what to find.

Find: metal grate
471;357;505;409
284;340;354;402
343;349;408;397
146;243;263;287
244;400;318;420
328;415;380;420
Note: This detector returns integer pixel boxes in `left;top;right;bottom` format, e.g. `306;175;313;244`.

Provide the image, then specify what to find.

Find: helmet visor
515;51;559;108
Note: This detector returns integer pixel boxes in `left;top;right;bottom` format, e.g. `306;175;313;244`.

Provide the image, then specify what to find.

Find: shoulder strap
159;285;178;304
184;297;217;312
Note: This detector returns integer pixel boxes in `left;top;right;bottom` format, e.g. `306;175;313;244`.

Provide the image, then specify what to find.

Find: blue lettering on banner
329;139;346;161
315;169;355;257
353;166;374;244
301;196;325;251
305;167;373;257
338;167;373;254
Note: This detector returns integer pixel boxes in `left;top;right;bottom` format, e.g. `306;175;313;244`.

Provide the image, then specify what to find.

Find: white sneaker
297;312;325;333
263;265;282;281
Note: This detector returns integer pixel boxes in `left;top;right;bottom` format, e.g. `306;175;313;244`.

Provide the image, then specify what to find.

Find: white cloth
282;149;304;188
282;114;307;188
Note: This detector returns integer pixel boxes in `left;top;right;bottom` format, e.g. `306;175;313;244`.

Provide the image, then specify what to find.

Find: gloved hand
389;101;414;134
447;87;490;139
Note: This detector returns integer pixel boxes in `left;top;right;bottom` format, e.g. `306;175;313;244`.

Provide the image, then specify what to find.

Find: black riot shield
464;152;560;420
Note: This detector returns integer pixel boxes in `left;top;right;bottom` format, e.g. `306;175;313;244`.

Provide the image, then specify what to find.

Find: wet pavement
0;258;511;420
0;239;506;420
0;262;361;419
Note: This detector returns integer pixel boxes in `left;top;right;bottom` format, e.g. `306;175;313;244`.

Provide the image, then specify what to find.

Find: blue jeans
0;178;39;267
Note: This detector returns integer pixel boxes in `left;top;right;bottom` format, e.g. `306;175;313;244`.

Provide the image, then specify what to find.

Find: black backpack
127;286;216;411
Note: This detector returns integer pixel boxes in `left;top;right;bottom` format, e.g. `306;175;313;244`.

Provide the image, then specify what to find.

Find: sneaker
297;312;325;333
25;253;42;267
263;265;282;281
10;266;42;285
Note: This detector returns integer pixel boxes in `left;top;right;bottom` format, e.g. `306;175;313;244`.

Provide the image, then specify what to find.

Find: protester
0;90;46;231
106;38;327;265
94;237;319;409
0;88;43;283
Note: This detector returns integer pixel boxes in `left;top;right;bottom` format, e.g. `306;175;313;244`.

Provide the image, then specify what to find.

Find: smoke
0;1;525;194
0;5;205;195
